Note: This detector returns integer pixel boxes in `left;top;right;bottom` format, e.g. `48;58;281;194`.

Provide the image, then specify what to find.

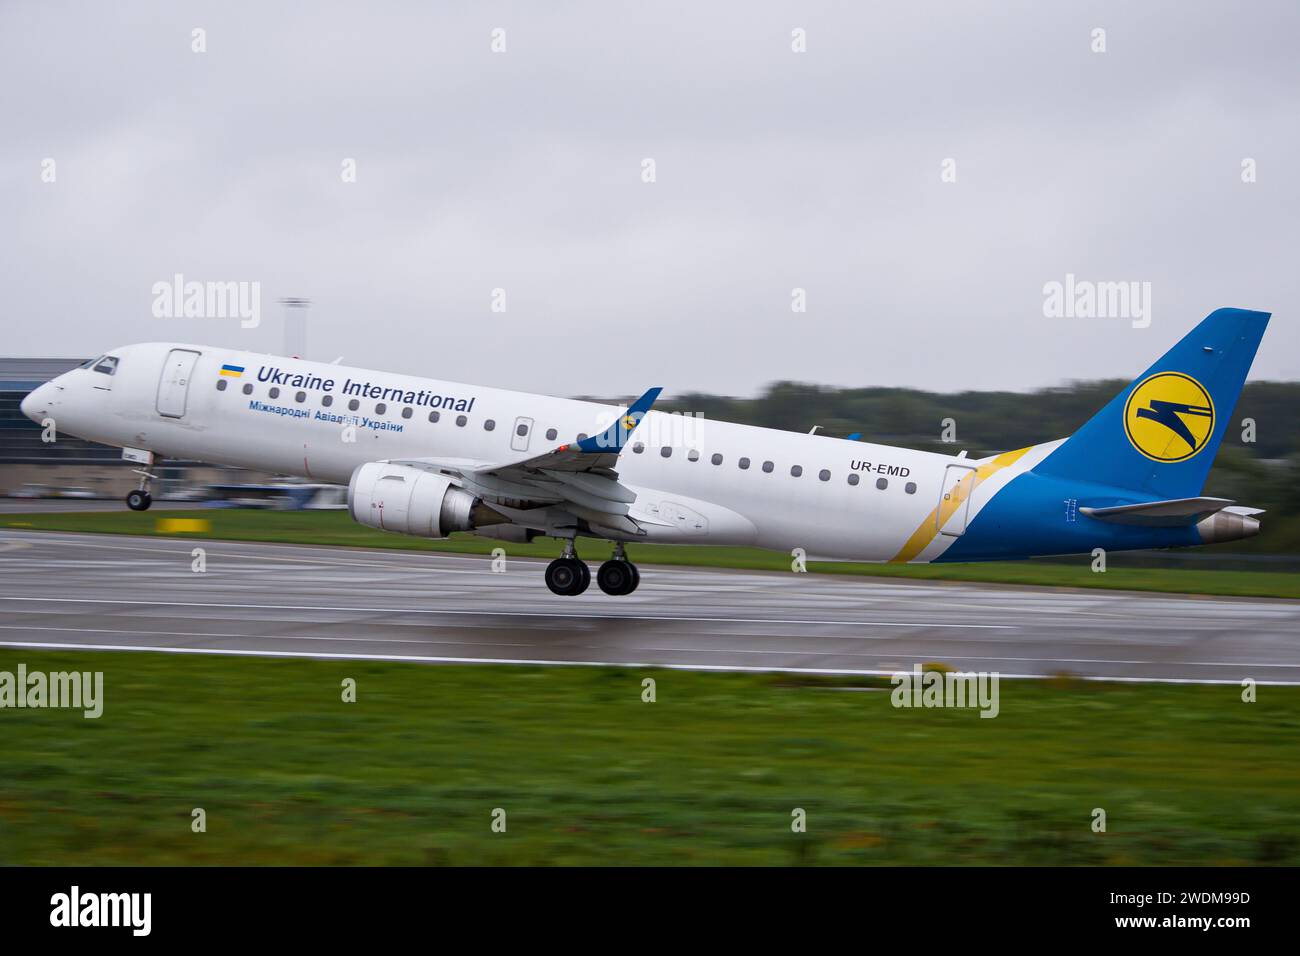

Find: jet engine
1195;507;1262;545
347;462;506;538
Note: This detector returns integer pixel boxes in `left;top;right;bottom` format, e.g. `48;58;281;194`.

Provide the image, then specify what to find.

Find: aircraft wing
389;386;663;537
495;386;661;473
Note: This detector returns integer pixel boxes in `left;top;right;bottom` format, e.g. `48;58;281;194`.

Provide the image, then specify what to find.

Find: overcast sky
3;1;1297;397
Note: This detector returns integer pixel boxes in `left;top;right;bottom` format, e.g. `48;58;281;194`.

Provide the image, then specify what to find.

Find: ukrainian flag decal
220;364;245;378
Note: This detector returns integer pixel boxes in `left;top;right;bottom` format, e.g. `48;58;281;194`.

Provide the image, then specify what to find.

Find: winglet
564;387;663;454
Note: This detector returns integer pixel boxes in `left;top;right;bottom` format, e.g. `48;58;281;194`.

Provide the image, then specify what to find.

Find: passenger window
819;469;831;482
876;478;888;490
687;449;700;461
269;387;280;399
484;419;495;431
738;457;750;470
295;391;306;403
242;383;253;395
428;410;440;423
762;461;774;473
660;446;672;458
790;465;803;477
216;379;227;391
348;399;360;411
546;428;558;441
577;433;588;441
711;453;723;465
632;442;645;454
847;473;860;486
402;407;413;419
93;356;119;375
905;481;917;495
322;394;333;407
516;423;528;437
456;415;467;427
375;403;387;415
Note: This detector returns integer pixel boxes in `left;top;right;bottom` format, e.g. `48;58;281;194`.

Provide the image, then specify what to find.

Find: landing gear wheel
597;560;636;596
126;490;152;511
626;563;640;594
545;557;590;596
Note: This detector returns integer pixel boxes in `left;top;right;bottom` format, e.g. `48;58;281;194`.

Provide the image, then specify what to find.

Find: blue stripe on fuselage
935;471;1202;562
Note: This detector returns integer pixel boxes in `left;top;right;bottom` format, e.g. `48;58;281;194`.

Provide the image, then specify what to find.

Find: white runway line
1;639;1296;685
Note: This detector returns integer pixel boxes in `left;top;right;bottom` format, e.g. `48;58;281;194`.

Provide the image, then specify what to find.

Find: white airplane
20;307;1268;595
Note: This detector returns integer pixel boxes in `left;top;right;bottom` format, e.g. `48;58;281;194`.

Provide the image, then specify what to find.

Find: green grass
3;508;1299;598
2;651;1298;865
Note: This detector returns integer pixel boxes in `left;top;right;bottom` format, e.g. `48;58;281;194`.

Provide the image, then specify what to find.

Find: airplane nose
20;383;56;422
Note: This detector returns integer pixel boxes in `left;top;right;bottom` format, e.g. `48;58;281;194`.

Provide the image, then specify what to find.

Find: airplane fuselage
21;338;1244;566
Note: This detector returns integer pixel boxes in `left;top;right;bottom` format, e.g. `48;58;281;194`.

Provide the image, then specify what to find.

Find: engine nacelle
1196;508;1261;545
348;462;492;538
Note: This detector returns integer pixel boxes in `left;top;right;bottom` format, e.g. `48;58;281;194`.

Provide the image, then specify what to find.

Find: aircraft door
937;463;978;537
511;416;534;452
156;349;201;418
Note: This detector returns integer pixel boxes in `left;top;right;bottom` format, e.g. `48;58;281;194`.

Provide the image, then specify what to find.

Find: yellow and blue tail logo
1123;372;1214;462
219;364;244;378
1035;308;1269;499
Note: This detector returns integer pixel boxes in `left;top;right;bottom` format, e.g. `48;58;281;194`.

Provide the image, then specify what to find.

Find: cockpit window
93;356;119;375
79;355;103;369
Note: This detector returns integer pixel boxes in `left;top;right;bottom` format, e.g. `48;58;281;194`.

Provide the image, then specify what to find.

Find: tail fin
1035;308;1270;499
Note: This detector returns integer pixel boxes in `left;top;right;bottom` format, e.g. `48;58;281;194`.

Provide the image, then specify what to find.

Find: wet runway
1;530;1298;683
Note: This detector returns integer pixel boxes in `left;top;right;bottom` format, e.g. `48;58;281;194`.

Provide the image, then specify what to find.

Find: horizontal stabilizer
1079;496;1236;527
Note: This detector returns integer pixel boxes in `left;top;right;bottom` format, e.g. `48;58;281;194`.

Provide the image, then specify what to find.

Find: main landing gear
544;541;640;597
125;465;156;511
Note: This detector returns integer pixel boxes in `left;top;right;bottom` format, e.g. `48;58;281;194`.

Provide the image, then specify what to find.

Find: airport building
0;357;273;499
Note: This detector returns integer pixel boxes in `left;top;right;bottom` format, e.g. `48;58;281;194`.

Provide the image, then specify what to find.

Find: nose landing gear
125;464;156;511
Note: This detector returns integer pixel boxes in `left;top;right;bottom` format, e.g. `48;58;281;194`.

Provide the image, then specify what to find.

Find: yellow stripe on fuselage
888;446;1032;564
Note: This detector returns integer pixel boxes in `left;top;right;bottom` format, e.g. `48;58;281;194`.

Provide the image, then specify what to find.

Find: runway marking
0;626;1296;669
0;595;1016;629
0;640;1295;685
